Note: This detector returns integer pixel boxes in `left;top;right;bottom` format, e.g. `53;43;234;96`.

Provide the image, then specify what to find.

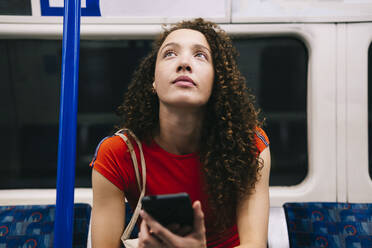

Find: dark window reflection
0;37;308;188
0;0;32;15
234;37;308;186
368;43;372;180
0;39;152;189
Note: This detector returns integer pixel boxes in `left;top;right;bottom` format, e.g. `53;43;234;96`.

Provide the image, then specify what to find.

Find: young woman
90;18;271;248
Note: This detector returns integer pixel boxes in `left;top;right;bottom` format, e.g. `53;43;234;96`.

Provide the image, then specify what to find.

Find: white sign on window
49;0;87;8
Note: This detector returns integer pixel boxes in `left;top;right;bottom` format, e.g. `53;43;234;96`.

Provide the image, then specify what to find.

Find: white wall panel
232;0;372;23
336;23;348;202
31;0;41;16
346;23;372;202
99;0;230;23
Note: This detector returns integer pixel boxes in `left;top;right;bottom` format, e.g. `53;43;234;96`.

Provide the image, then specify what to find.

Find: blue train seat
283;202;372;248
0;203;91;248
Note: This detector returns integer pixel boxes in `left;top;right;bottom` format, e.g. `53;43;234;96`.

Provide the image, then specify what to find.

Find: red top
90;127;269;248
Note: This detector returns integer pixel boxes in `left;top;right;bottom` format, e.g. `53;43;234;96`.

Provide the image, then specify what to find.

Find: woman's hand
138;201;207;248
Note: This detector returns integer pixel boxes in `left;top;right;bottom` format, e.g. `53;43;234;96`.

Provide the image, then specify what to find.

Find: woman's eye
195;52;207;59
164;50;176;58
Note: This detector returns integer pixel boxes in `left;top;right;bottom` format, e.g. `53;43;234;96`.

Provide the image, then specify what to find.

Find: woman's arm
236;147;271;248
91;169;126;248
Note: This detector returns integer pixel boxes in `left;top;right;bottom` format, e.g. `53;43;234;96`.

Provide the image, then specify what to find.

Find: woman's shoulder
90;134;134;192
90;134;132;170
91;134;130;160
254;127;270;153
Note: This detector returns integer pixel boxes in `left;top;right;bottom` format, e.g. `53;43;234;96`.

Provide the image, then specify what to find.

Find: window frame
0;23;338;207
223;24;338;207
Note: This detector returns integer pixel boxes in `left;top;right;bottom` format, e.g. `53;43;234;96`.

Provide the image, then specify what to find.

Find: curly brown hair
117;18;263;230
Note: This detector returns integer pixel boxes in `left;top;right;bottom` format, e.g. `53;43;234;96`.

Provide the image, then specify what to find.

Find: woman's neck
154;104;204;155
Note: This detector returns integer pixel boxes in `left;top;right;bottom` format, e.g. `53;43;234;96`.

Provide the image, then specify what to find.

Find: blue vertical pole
54;0;81;247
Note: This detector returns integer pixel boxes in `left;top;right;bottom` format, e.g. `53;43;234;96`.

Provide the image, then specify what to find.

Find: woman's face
153;29;214;109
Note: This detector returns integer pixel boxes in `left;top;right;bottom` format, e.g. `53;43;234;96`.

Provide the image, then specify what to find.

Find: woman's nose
177;54;192;72
177;63;192;72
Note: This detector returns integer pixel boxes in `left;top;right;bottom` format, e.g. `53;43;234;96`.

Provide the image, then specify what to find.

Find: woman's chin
164;99;208;109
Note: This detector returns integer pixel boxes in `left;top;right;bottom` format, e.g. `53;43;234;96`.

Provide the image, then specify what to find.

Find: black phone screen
141;192;194;228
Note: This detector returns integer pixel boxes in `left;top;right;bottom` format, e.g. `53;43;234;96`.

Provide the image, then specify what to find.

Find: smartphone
141;192;194;229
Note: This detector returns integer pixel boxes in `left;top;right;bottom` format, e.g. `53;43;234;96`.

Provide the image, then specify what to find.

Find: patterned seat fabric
0;203;91;248
283;202;372;248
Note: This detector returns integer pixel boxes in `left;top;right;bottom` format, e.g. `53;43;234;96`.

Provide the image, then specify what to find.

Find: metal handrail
54;0;81;247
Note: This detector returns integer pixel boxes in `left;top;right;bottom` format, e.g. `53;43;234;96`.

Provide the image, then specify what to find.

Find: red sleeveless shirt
90;128;269;248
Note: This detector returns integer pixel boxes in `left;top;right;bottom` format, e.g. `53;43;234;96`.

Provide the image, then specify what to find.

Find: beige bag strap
115;129;147;242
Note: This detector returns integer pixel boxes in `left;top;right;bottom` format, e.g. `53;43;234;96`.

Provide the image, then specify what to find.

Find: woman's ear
152;82;157;94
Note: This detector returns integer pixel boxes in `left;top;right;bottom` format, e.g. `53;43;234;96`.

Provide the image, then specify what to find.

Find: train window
233;37;308;186
369;42;372;180
0;1;32;15
0;39;152;189
0;36;307;189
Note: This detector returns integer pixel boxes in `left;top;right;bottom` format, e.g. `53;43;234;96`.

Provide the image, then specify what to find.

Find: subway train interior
1;0;372;247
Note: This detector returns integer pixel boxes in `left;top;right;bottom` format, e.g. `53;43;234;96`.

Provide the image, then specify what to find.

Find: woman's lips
173;75;196;87
174;81;195;87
